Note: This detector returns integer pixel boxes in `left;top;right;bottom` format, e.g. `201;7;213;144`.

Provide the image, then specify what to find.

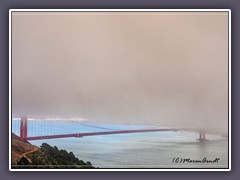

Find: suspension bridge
13;116;221;142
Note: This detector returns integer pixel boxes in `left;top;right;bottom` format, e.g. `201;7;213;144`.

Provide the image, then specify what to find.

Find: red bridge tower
197;130;208;141
20;116;28;139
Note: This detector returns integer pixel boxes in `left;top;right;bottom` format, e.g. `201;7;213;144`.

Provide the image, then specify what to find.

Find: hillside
11;133;95;169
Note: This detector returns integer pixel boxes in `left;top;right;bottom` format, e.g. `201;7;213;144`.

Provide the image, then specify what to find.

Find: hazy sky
12;11;229;133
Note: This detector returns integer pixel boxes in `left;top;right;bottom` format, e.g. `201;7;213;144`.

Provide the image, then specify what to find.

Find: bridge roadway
24;128;194;141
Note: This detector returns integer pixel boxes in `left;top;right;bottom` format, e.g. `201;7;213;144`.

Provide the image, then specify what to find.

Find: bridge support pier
197;131;208;142
20;116;28;139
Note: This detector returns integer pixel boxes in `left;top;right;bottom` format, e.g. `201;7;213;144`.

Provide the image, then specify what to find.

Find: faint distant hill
11;133;95;169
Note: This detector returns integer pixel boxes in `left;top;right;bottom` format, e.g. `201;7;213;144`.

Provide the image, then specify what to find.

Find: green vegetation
14;143;95;169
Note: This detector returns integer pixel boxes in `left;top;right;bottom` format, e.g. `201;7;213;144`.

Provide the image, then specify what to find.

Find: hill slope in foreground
11;133;95;169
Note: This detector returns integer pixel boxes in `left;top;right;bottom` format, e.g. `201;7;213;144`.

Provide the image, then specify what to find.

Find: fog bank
12;12;229;133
